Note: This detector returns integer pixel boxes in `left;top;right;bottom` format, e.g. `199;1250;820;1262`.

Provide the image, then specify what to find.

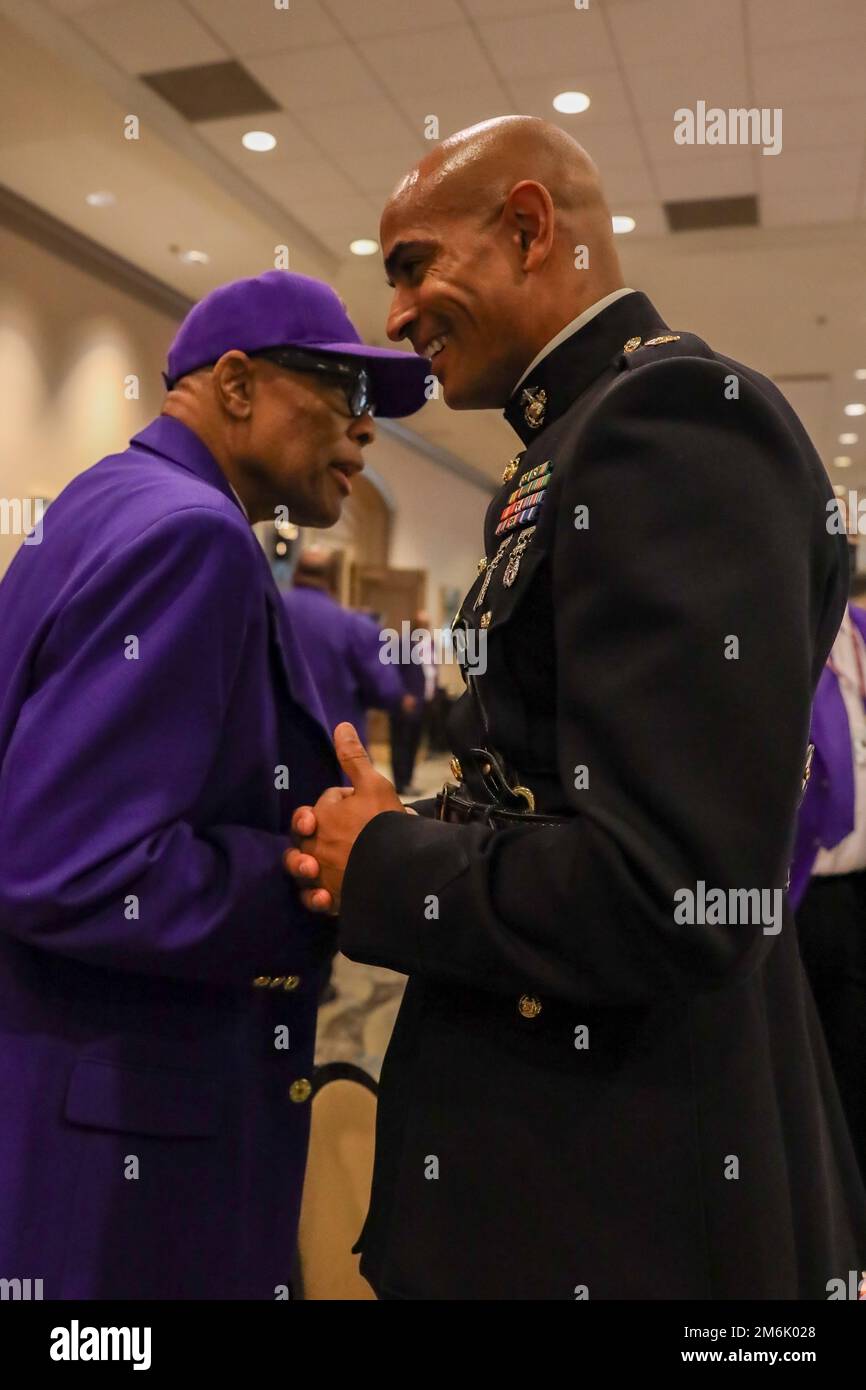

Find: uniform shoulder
616;329;716;372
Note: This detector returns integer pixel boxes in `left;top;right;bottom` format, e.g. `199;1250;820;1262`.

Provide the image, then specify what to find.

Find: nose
386;285;417;344
349;411;376;451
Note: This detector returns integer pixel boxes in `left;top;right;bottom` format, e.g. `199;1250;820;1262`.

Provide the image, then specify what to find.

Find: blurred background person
285;545;404;751
389;608;432;795
792;538;866;1181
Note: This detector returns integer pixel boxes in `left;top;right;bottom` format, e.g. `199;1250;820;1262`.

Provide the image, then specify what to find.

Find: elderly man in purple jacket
0;270;427;1299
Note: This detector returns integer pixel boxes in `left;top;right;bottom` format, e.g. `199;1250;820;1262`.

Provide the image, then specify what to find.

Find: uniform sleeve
0;507;332;986
349;612;405;713
339;359;837;1005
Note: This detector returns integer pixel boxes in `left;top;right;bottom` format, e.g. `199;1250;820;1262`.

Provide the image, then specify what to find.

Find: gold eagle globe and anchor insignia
520;386;547;429
502;454;521;483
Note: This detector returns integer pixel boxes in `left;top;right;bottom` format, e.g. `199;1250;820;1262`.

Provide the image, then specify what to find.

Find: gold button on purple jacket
0;415;340;1299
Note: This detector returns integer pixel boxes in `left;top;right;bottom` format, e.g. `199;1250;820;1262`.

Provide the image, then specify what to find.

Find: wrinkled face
238;360;374;527
381;197;534;411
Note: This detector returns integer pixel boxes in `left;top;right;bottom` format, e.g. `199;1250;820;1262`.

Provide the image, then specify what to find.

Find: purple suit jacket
788;604;864;908
283;585;403;748
0;416;340;1298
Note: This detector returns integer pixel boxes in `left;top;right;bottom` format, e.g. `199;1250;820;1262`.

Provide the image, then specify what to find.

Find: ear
502;180;555;271
212;350;254;419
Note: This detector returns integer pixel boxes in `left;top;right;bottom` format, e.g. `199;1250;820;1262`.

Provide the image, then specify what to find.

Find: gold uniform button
623;336;642;353
289;1078;312;1104
252;975;271;988
480;611;492;629
450;756;463;782
282;975;301;991
518;994;543;1020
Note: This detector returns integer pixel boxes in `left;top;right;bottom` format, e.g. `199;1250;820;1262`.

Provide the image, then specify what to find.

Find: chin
443;378;505;411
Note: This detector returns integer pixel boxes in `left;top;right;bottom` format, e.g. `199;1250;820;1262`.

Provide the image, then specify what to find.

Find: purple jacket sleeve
0;509;330;986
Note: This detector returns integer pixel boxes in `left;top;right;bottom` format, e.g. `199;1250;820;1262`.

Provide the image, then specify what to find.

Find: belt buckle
510;783;536;813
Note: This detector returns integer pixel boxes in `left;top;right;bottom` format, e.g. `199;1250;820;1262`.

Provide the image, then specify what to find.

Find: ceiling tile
602;163;657;203
247;43;384;110
573;120;645;170
359;25;499;97
195;112;323;169
330;146;422;197
777;100;866;153
70;0;226;73
759;146;864;197
606;0;744;66
186;0;341;56
748;0;866;49
393;84;514;142
250;159;360;207
303;99;418;159
752;40;866;105
49;0;116;12
476;9;618;79
508;68;634;128
761;191;859;227
324;0;465;38
653;153;757;201
623;54;750;122
277;191;378;234
462;0;572;15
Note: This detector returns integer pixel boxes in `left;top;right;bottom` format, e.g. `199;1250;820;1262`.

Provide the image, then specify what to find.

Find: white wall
0;222;174;576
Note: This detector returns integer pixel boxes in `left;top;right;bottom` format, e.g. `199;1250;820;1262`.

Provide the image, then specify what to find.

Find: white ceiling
0;0;865;485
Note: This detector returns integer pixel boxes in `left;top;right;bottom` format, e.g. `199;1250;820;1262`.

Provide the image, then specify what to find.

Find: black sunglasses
252;346;375;418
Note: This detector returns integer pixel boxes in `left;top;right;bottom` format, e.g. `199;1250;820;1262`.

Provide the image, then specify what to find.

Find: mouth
329;462;354;496
421;332;450;368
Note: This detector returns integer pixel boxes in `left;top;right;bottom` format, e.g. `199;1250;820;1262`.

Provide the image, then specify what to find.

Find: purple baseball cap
164;269;429;418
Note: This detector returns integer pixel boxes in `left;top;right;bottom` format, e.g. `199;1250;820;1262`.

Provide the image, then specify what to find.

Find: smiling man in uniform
287;119;866;1300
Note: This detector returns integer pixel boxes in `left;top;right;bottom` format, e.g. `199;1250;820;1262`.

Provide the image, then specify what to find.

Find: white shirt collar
513;288;636;393
228;482;249;520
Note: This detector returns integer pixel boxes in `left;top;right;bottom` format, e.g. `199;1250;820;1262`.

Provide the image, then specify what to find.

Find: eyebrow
383;239;434;283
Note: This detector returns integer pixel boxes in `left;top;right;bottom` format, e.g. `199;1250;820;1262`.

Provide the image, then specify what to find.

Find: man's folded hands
283;721;408;914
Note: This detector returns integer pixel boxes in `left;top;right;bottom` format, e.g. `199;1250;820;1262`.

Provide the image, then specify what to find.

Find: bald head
394;116;610;242
379;116;623;411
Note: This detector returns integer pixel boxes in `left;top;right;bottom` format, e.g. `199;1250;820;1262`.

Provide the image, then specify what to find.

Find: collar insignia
521;386;547;429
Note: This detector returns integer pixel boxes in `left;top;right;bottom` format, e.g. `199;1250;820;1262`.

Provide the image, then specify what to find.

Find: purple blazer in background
0;415;340;1299
283;584;404;747
788;604;865;908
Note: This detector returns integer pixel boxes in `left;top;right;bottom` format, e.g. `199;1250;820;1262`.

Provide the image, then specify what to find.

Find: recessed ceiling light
177;249;210;265
834;456;853;467
553;91;591;115
85;191;115;207
840;433;859;445
242;130;277;152
612;215;635;234
855;369;866;380
844;403;866;416
350;238;379;256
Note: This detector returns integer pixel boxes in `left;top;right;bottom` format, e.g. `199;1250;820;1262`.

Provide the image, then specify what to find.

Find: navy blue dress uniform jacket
337;291;866;1299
